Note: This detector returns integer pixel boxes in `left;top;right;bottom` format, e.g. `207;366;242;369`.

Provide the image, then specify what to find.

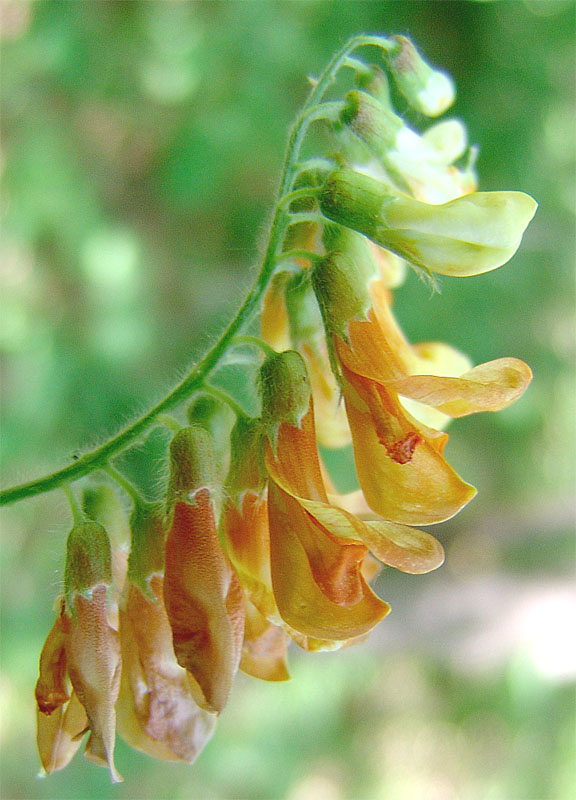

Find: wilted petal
342;365;476;524
67;586;122;783
389;357;533;417
240;599;290;682
35;603;70;715
163;490;245;714
117;576;216;762
37;692;88;775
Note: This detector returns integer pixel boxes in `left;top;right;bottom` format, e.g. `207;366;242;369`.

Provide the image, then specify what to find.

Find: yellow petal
294;496;445;574
37;692;88;775
342;366;476;524
163;490;245;714
268;481;390;641
35;603;70;715
390;357;533;416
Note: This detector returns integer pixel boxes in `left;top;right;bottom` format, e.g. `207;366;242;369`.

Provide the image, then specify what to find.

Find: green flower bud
285;271;323;348
260;351;311;434
64;520;112;602
320;169;538;277
355;65;392;108
388;36;455;117
168;426;218;501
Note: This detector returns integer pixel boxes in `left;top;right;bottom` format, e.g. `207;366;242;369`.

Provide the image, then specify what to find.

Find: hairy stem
0;34;390;508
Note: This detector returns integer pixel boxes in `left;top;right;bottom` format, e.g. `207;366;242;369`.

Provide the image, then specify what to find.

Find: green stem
0;34;386;509
62;484;83;525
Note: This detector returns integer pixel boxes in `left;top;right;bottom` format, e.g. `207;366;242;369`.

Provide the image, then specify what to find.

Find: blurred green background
1;1;574;798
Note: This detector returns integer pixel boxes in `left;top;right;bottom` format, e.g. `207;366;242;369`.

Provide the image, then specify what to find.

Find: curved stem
0;34;382;509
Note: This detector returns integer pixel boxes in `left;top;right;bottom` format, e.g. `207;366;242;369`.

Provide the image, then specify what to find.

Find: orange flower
313;254;532;524
258;351;445;643
163;427;245;715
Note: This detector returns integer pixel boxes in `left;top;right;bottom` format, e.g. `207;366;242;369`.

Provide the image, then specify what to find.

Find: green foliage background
1;2;574;798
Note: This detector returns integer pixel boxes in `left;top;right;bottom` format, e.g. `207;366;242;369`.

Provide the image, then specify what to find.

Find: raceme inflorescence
1;35;537;782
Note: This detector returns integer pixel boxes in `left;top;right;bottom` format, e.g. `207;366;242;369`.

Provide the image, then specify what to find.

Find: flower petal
117;576;217;763
342;366;476;524
294;496;445;574
163;491;245;715
389;357;533;416
67;586;122;783
35;603;70;715
268;481;390;641
36;692;88;775
240;599;290;682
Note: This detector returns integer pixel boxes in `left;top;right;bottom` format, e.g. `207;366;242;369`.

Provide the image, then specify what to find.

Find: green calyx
260;350;311;433
340;90;403;154
284;271;323;348
312;249;372;342
127;502;166;594
319;168;390;239
64;520;112;602
82;484;130;551
168;425;218;501
226;416;267;497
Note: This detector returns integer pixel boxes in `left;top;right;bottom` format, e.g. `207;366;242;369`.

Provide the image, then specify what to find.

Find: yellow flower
313;254;532;524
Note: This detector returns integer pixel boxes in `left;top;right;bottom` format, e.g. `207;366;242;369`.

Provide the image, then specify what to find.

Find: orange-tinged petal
222;492;345;652
294;497;445;574
163;490;245;714
266;404;328;502
37;692;88;775
342;366;476;524
67;585;122;783
240;599;290;682
268;481;390;641
35;603;70;715
117;576;216;762
389;357;533;417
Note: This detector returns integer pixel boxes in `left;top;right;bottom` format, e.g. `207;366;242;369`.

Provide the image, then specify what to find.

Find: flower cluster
34;36;536;781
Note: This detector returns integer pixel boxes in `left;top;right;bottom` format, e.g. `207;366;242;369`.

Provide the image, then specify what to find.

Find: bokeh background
1;1;574;798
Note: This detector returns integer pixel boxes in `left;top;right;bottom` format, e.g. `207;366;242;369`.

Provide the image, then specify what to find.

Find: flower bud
226;416;267;497
64;520;112;602
187;393;236;482
355;64;392;108
319;168;538;277
388;36;455;117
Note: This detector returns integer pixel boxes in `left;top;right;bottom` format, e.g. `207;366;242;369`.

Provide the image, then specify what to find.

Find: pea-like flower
319;168;537;277
312;252;532;524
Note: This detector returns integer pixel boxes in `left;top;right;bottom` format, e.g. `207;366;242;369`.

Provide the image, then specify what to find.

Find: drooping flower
35;520;122;782
116;501;216;761
259;350;445;640
312;250;533;524
163;426;245;715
